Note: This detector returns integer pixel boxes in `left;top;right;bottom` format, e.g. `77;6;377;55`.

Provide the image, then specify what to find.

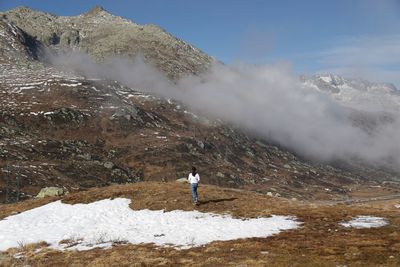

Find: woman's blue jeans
191;183;198;203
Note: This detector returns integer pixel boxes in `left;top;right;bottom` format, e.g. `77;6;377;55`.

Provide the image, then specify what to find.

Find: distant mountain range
302;74;400;112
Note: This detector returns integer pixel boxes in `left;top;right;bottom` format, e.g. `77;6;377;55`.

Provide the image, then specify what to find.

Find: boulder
176;178;188;183
36;187;65;198
196;140;205;149
216;172;225;178
78;153;91;160
103;161;115;169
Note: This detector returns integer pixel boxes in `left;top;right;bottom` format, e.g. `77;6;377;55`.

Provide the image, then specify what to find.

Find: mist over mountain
44;45;400;171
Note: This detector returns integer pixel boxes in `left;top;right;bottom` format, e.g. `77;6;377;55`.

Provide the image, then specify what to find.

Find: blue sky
1;0;399;86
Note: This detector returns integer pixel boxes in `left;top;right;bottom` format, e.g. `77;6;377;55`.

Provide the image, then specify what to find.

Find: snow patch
319;75;332;83
60;83;82;87
18;86;36;90
340;216;388;229
0;198;300;251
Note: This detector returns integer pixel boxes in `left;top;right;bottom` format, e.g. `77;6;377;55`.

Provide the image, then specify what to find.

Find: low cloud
46;51;400;170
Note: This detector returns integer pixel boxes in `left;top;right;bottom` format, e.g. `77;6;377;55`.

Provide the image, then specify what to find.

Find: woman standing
188;166;200;205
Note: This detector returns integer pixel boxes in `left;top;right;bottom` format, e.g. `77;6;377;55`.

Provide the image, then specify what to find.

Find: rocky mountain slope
0;6;399;204
0;19;41;62
3;58;394;203
1;6;213;79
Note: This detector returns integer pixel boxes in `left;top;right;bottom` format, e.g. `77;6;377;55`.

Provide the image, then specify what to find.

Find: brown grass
1;181;400;267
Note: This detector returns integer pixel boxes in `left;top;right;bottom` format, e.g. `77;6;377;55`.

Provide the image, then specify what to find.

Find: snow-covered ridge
305;74;398;92
0;198;300;251
302;74;400;112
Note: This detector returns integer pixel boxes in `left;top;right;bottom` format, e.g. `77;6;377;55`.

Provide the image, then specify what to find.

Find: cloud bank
47;51;400;170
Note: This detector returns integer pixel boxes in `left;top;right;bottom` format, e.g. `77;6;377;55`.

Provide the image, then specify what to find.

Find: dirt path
316;193;400;205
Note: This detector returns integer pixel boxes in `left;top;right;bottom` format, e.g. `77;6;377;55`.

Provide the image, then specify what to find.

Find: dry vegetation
1;181;400;267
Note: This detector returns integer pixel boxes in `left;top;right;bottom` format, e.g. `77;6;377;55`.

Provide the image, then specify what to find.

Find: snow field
0;198;391;252
0;198;300;251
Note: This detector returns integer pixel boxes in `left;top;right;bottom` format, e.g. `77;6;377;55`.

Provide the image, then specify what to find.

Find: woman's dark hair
191;166;197;176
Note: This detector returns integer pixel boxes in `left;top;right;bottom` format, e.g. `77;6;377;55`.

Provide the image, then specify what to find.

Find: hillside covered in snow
302;74;400;112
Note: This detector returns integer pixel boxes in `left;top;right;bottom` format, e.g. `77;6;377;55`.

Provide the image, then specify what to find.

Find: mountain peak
1;4;213;78
85;5;108;16
10;5;34;13
8;6;43;16
5;5;58;20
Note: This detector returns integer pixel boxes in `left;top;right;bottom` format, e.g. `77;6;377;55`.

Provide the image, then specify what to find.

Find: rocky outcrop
0;19;42;62
36;187;65;198
43;108;91;125
1;6;214;79
176;178;188;183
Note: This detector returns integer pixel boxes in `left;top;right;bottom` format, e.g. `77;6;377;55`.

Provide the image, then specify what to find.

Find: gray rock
110;106;139;121
43;108;90;124
216;172;225;178
246;151;255;157
60;29;80;46
111;168;124;176
36;187;65;198
78;153;91;160
103;161;115;169
176;177;188;183
197;140;205;149
283;164;291;169
256;140;268;148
